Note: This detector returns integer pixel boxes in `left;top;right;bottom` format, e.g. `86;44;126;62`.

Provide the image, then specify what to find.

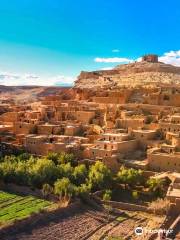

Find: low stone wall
2;183;42;197
142;170;156;178
1;183;58;202
92;190;103;198
102;200;150;212
169;200;180;215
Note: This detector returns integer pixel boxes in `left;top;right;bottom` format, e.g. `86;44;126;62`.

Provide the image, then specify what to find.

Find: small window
163;95;170;101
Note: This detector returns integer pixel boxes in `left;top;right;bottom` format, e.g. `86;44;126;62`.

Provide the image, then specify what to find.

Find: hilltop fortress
74;54;180;107
75;54;180;89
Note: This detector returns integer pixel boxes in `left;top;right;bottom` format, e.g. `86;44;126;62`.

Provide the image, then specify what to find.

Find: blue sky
0;0;180;86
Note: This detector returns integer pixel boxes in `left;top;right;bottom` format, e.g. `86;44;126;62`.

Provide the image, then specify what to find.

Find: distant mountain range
0;85;72;103
55;82;73;87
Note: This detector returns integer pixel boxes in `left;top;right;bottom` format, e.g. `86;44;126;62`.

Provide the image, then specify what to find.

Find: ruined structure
142;54;158;63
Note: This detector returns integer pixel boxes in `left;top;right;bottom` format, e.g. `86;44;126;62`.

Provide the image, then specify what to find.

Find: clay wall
116;118;145;129
102;155;120;171
76;111;95;124
25;142;53;155
132;130;156;140
148;152;180;172
117;140;138;153
14;122;35;134
0;112;18;123
160;122;180;134
37;125;61;135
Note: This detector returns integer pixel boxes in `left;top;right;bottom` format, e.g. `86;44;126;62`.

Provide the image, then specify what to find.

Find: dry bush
148;198;170;215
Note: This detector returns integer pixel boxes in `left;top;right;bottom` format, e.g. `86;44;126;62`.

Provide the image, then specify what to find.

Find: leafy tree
103;189;112;201
17;153;31;162
15;161;29;185
58;163;74;180
42;183;53;198
73;164;88;185
117;166;144;188
88;161;112;191
54;177;76;199
46;152;60;164
77;183;90;199
58;152;75;165
30;158;58;187
0;158;18;183
147;178;165;197
132;190;139;200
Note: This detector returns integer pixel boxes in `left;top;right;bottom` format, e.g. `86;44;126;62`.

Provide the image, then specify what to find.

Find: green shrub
103;189;112;201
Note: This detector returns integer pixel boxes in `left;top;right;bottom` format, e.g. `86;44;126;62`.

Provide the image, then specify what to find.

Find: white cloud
95;50;180;67
164;50;180;57
112;49;120;53
136;57;142;62
100;67;113;70
0;71;74;86
159;50;180;66
25;74;39;80
94;57;133;63
0;72;20;80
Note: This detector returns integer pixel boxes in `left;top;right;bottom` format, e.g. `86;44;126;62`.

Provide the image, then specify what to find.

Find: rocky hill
75;56;180;89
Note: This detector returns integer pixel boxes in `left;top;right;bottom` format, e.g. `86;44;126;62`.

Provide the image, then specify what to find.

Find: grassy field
0;190;52;227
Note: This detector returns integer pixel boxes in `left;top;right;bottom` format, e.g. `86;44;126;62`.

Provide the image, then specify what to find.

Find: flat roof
133;129;156;133
54;142;65;145
103;133;129;136
171;115;180;118
39;124;59;127
96;140;117;143
161;144;176;148
0;125;12;128
152;152;180;157
26;134;47;138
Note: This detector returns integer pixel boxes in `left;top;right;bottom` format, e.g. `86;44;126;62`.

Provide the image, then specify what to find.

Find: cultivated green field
0;190;52;227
